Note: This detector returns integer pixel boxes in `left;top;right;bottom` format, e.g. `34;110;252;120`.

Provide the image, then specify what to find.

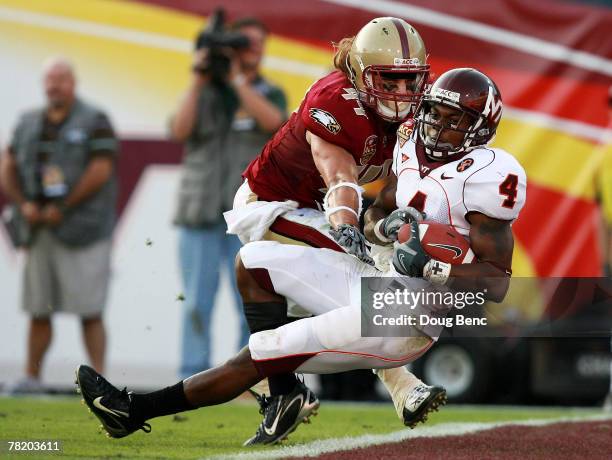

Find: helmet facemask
356;65;429;123
417;99;486;160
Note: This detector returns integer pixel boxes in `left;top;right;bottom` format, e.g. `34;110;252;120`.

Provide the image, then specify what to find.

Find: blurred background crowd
0;0;611;406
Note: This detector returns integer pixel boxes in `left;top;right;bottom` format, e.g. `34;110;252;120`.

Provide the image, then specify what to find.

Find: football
397;221;475;265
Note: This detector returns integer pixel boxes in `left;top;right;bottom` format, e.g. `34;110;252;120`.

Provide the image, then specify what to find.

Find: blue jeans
178;222;249;378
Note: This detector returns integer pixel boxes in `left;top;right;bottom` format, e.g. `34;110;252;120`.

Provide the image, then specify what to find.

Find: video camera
194;8;250;84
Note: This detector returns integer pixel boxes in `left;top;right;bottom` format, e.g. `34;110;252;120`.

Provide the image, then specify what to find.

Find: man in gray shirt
0;57;118;392
170;17;287;378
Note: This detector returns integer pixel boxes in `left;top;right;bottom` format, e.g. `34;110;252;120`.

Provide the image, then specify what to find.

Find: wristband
423;259;452;285
326;205;359;220
323;182;363;224
373;219;393;244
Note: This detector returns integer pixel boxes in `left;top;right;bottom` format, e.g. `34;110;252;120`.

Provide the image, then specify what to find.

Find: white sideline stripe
0;6;327;78
264;56;328;79
503;107;611;143
210;413;612;460
117;105;612;143
322;0;612;77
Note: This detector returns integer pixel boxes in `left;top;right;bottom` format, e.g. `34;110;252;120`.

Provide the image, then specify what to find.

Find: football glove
377;207;425;243
330;224;374;265
392;221;430;277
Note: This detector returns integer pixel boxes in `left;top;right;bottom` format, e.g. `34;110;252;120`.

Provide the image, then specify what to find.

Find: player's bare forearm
449;212;514;302
310;131;360;228
364;207;387;243
448;263;510;302
328;186;360;227
364;175;398;244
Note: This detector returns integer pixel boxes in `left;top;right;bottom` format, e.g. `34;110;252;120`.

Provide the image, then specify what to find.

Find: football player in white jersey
75;68;526;445
366;67;526;294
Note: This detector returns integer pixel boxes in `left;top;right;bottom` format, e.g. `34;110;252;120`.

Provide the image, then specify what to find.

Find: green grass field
0;396;600;459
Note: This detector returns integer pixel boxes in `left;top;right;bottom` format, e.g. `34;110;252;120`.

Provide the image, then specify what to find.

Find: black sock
268;373;298;396
243;301;289;333
130;381;194;421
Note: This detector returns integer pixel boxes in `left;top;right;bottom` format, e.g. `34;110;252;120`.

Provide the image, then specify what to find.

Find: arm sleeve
463;155;527;221
88;113;118;158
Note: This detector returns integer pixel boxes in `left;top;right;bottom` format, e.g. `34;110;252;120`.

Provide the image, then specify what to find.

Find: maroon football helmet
416;68;502;159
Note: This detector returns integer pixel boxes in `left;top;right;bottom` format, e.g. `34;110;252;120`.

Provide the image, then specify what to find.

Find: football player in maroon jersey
231;17;429;259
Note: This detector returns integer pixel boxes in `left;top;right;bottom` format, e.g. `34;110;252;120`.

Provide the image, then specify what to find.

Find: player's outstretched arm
308;130;360;228
448;211;514;302
309;131;373;264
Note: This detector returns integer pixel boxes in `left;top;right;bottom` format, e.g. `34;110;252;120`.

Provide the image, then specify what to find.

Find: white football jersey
393;130;527;236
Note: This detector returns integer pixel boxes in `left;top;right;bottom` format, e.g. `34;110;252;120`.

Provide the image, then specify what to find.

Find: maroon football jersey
243;71;398;209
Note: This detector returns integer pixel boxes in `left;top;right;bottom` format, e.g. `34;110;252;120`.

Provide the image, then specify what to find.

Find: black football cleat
244;381;320;446
75;364;151;438
402;384;447;428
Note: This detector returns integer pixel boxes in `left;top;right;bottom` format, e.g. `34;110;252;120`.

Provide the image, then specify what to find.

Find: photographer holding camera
170;12;287;379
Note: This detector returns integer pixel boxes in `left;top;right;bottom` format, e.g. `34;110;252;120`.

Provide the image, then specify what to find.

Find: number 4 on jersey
499;174;518;208
408;174;519;213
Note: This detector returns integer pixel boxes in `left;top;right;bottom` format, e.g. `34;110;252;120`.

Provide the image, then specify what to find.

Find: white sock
375;367;423;419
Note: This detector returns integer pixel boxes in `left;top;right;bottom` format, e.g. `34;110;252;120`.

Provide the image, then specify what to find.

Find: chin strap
323;182;363;223
376;99;411;122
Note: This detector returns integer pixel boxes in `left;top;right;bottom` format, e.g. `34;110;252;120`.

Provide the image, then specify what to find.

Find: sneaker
402;384;447;428
244;381;319;446
75;364;151;438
